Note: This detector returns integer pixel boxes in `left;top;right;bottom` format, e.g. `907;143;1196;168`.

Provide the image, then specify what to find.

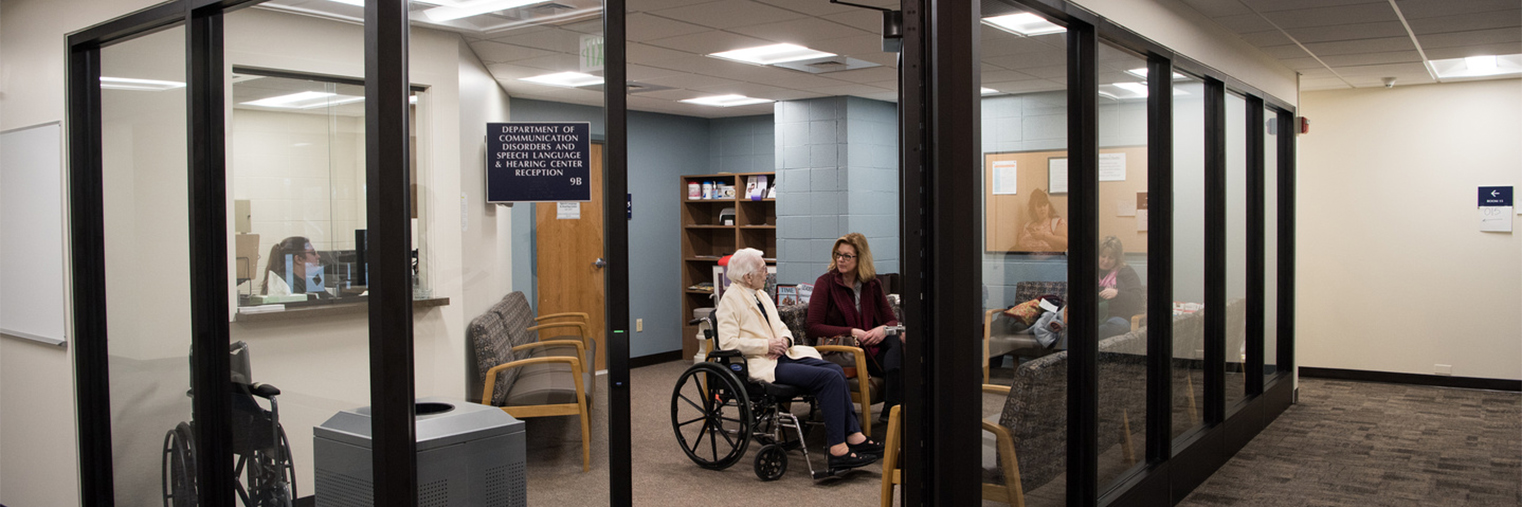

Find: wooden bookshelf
680;172;775;361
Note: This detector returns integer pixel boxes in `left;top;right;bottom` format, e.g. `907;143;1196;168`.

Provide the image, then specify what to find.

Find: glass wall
980;3;1069;505
1094;41;1149;490
1171;75;1206;442
100;25;192;507
1224;91;1247;412
1263;106;1279;380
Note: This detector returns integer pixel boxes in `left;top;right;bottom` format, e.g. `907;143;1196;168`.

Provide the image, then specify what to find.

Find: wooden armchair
879;385;1027;507
529;311;596;401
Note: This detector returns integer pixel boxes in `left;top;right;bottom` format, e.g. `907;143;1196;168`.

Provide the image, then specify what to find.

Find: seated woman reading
716;248;881;470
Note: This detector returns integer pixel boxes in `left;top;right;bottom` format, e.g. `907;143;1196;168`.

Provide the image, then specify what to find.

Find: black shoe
828;451;879;470
848;437;884;457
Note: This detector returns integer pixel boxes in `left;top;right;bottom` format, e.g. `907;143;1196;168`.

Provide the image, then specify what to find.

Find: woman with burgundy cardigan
807;233;904;422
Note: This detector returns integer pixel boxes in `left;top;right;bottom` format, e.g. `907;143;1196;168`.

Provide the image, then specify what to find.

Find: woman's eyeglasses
834;252;856;260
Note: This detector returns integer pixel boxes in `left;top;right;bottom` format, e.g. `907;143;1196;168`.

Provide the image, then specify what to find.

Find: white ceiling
1177;0;1522;91
260;0;1520;117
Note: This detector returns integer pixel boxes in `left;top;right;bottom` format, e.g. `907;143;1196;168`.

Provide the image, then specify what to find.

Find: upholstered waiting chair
777;302;880;438
527;311;597;403
879;386;1027;507
470;292;593;472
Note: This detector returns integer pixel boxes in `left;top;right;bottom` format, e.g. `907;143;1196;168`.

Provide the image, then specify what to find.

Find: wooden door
536;143;605;371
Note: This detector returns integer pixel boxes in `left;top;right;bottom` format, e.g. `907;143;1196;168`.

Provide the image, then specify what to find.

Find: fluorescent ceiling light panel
326;0;365;6
680;94;774;107
709;44;836;65
1125;68;1186;80
981;87;999;95
424;0;546;22
1429;54;1522;79
99;76;186;91
982;13;1065;36
241;91;364;109
519;71;604;87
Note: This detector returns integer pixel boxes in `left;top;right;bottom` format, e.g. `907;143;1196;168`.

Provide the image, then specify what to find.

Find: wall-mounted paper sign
1478;186;1513;232
992;160;1018;195
486;122;591;203
557;202;581;220
1048;157;1069;194
1136;209;1148;232
1099;152;1126;181
1117;200;1137;216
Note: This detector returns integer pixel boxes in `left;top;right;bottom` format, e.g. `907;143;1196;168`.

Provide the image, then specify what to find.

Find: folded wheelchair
162;341;296;507
669;310;857;481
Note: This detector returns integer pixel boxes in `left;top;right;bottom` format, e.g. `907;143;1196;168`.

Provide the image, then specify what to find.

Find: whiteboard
1;122;68;347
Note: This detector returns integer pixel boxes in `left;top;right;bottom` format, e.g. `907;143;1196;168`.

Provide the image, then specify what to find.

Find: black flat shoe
827;451;879;470
848;438;884;456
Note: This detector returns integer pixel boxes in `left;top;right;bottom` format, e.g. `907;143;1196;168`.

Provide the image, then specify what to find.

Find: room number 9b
570;177;583;185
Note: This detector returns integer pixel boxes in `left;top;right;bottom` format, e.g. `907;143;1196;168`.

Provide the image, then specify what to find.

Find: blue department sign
487;122;591;203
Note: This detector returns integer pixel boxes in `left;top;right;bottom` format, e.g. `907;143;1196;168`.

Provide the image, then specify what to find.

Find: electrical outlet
1434;364;1452;376
636;318;643;332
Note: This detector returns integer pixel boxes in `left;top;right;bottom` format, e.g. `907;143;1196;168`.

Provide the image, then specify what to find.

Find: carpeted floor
1178;378;1521;507
521;363;1520;506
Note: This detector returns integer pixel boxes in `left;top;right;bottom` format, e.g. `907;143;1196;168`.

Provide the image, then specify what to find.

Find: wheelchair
163;341;297;507
669;310;858;481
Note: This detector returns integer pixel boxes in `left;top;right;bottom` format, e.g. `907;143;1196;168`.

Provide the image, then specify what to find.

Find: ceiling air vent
771;56;882;74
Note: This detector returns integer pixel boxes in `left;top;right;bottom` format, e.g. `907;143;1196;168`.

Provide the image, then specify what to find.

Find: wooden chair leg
1187;374;1200;424
880;405;902;507
859;382;873;439
1120;409;1135;466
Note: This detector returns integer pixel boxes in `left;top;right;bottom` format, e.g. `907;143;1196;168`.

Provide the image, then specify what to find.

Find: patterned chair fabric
470;291;592;408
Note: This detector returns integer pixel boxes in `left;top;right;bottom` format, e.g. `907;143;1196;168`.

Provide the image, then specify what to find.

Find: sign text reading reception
486;122;591;203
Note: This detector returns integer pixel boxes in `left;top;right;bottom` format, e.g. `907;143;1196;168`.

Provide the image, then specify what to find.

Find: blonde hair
827;233;876;282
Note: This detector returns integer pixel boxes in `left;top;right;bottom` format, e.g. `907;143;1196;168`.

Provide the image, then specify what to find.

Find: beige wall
1298;79;1522;381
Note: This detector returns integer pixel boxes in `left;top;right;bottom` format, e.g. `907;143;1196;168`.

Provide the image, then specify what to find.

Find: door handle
593;258;607;269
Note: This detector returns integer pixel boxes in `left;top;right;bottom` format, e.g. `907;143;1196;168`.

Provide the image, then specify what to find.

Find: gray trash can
313;396;525;507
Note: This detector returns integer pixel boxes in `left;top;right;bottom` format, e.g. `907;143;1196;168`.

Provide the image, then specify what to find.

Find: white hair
725;248;767;285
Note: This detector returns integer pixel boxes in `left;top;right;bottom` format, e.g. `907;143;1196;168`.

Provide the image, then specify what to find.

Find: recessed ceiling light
99;76;186;91
241;91;364;109
981;87;999;95
1429;54;1522;79
1125;68;1187;80
519;71;604;88
326;0;364;6
424;0;547;22
982;13;1065;37
709;44;836;65
680;94;774;107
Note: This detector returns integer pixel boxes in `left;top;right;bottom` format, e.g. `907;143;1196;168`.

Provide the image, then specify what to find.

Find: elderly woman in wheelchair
715;248;882;471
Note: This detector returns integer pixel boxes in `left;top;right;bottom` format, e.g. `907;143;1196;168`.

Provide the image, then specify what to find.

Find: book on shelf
748;175;768;201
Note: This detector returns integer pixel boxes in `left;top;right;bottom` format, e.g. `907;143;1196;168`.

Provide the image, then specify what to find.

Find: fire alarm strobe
1297;116;1310;135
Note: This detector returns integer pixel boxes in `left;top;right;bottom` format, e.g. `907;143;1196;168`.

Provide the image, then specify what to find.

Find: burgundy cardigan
806;271;899;356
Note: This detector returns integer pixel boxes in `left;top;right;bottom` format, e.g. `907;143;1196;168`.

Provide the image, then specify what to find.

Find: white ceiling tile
744;71;855;90
1259;44;1311;59
499;53;582;72
1242;0;1387;13
1020;65;1068;79
643;30;772;54
1295;67;1338;79
469;40;558;64
650;1;807;30
1257;3;1400;29
1212;13;1279;34
637;71;745;89
812;34;894;57
981;70;1037;83
1325;61;1430;77
1417;28;1522;49
1344;73;1437;87
628;0;713;14
1275;57;1332;71
764;89;829;101
818;66;899;84
628;13;711;41
1302;37;1416;56
851;52;901;67
750;0;858;17
866;79;898;89
627;43;697;64
1318;50;1422;66
1177;0;1254;17
820;9;886;33
793;84;888;97
727;16;873;45
983;50;1068;72
486;26;584;53
688;80;794;97
854;91;899;102
1240;30;1295;47
1280;21;1409;44
1404;9;1521;35
1297;76;1353;90
626;63;686;81
630;88;701;101
1393;0;1520;19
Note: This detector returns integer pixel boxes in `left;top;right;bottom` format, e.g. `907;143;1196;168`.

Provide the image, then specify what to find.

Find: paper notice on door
1099;152;1126;181
1117;200;1137;216
557;202;580;220
1136;209;1148;232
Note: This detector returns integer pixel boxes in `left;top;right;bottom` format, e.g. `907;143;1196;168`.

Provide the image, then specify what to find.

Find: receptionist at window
261;236;327;297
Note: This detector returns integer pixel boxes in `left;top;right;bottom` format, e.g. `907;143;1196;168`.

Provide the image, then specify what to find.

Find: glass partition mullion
1244;96;1265;396
1066;18;1100;507
1144;53;1174;465
1202;78;1226;425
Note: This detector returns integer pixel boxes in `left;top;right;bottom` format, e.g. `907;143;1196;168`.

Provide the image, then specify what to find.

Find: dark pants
866;334;904;410
774;356;860;447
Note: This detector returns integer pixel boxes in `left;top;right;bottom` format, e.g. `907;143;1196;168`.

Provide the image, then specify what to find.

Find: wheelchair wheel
671;362;751;470
754;444;788;481
163;422;198;507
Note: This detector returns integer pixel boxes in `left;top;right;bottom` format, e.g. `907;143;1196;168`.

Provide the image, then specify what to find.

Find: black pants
866;334;903;410
774;356;861;446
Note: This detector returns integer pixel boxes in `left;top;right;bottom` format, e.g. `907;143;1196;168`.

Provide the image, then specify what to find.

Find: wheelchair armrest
706;348;744;360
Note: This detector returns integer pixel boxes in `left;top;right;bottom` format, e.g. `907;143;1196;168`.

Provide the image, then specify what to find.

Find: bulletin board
984;145;1149;254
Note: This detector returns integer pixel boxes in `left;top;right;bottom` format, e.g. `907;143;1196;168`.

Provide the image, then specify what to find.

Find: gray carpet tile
1179;378;1521;507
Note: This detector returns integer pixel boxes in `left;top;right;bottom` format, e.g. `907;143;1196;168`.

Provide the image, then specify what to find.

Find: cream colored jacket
715;283;821;383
